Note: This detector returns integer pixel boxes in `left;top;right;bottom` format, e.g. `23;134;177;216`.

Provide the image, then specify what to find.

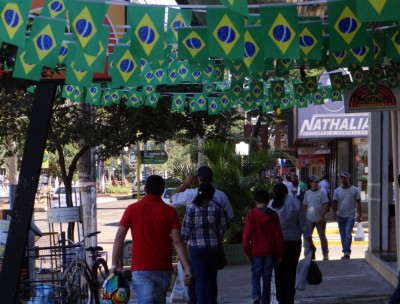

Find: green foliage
198;140;280;243
107;185;131;194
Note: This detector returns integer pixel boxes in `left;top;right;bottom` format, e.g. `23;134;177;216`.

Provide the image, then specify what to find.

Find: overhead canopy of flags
2;0;400;114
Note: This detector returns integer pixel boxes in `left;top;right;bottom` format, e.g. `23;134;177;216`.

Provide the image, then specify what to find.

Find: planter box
223;243;248;265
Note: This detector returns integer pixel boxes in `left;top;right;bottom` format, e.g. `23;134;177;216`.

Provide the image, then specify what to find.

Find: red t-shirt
120;194;180;271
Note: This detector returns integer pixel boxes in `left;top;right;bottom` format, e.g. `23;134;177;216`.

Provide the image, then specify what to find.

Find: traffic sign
140;150;168;164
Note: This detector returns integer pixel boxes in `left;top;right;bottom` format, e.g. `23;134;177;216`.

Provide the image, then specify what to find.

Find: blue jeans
337;216;355;255
132;270;171;304
189;246;219;304
251;256;275;304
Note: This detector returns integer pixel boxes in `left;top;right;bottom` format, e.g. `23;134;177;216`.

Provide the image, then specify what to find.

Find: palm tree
198;140;282;243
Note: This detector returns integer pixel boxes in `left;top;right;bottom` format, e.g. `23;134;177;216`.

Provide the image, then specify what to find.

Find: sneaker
341;254;350;260
323;254;329;261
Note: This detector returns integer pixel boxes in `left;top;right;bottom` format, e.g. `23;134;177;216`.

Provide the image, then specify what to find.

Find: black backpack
307;260;323;285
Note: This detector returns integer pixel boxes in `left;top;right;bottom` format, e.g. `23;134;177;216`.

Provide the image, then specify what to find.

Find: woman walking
268;183;315;304
181;182;228;304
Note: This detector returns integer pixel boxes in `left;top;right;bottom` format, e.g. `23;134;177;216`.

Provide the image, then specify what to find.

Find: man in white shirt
171;166;234;221
282;175;294;198
302;176;330;260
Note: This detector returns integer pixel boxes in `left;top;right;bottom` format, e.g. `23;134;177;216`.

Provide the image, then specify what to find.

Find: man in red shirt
111;175;192;303
243;189;284;304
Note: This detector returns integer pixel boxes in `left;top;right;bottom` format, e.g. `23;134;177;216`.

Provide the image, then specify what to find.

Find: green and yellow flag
171;93;186;112
296;96;308;108
250;82;263;100
68;0;108;56
261;98;274;113
329;72;346;90
299;21;323;60
57;34;75;65
219;93;232;111
269;80;285;100
13;46;42;81
260;4;299;59
62;84;75;99
356;0;398;22
145;93;160;108
128;5;165;60
40;0;67;19
109;45;140;87
242;91;256;110
293;82;307;99
349;65;366;85
127;91;142;109
385;28;400;61
191;93;208;112
110;89;121;105
65;60;93;88
85;84;102;105
330;90;343;102
0;0;32;48
304;76;318;94
327;50;350;69
311;90;325;105
208;97;222;115
74;25;110;73
207;8;244;60
178;27;209;63
166;8;192;44
279;96;293;110
328;0;366;52
372;31;385;64
176;61;191;83
220;0;249;18
25;17;65;68
243;27;265;73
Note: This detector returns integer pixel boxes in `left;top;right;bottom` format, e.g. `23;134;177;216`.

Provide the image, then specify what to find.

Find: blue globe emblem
211;102;217;110
221;97;229;104
282;58;291;65
206;85;213;90
179;68;187;75
138;26;155;44
146;72;154;80
130;96;138;103
374;45;379;55
74;89;80;95
297;87;304;94
173;21;185;30
389;76;397;84
394;33;400;46
170;72;177;78
198;98;205;105
50;1;63;12
75;19;93;38
274;86;283;93
338;17;358;34
282;98;289;104
89;87;98;94
332;91;340;98
36;34;53;51
217;26;236;43
156;70;164;78
120;59;134;73
59;46;68;56
273;25;291;42
205;67;213;74
299;97;306;103
140;59;147;67
104;95;109;100
145;86;153;93
176;98;183;105
186;37;202;50
299;35;314;47
334;51;345;58
315;94;322;101
253;88;261;95
307;82;315;89
245;95;251;102
216;70;221;76
121;96;128;103
264;101;270;107
244;42;256;58
233;86;241;93
112;93;118;99
193;71;201;77
4;9;20;28
190;101;195;107
354;72;362;80
66;85;73;92
352;46;366;56
150;96;157;102
334;78;342;85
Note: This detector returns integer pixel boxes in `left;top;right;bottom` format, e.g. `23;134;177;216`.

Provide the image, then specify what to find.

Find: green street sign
140;150;168;164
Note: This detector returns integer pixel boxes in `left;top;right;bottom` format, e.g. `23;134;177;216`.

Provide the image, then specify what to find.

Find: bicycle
61;231;109;304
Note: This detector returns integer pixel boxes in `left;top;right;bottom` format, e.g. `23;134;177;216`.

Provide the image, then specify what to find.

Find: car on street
51;186;81;208
132;178;145;198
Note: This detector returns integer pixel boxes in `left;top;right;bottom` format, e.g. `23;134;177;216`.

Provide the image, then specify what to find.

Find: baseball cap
197;166;213;182
310;176;320;182
340;172;350;180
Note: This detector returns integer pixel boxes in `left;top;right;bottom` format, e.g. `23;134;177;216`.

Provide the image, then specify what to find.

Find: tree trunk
7;138;18;185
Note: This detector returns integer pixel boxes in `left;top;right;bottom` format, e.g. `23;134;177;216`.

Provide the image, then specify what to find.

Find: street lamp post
122;147;129;181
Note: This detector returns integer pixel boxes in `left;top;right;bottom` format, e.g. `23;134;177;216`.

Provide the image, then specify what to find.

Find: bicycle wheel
80;270;94;304
92;258;109;303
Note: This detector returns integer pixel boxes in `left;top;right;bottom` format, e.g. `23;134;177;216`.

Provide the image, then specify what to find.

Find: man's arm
111;226;129;271
171;176;196;205
332;200;338;220
171;228;192;285
356;199;362;222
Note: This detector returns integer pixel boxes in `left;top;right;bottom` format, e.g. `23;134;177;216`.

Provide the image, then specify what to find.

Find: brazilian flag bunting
40;0;67;19
220;0;249;18
166;8;192;44
355;0;399;22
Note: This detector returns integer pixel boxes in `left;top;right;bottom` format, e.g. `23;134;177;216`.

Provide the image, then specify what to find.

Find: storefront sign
296;156;326;168
47;207;82;223
344;80;400;113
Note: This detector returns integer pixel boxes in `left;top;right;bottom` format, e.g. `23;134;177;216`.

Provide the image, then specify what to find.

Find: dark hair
197;166;213;183
193;182;215;207
145;175;165;196
272;183;288;209
253;189;269;204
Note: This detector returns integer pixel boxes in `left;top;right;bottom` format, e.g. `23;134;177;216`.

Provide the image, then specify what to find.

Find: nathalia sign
299;114;369;137
344;80;400;113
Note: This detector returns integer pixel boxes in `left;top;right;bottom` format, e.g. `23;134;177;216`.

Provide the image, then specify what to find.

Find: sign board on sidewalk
47;207;82;223
140;150;168;164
